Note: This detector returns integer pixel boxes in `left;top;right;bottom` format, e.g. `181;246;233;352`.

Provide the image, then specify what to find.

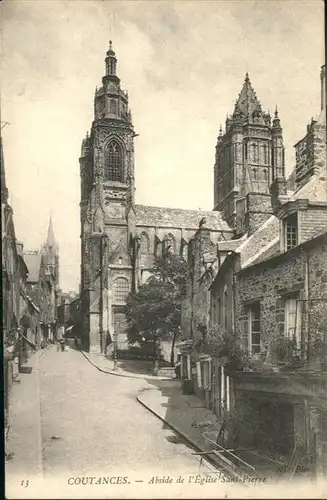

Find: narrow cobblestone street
6;347;226;499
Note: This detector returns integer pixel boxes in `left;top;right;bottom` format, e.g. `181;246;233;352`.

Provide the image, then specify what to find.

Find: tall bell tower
80;42;136;353
214;73;285;236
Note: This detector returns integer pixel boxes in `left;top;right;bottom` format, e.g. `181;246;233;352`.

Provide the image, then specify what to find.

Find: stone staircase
157;366;176;379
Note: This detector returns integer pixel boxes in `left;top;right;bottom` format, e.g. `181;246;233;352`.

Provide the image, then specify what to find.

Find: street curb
80;350;173;381
136;393;240;479
136;394;205;451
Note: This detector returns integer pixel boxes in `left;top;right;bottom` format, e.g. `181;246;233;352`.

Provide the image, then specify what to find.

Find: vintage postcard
2;0;327;498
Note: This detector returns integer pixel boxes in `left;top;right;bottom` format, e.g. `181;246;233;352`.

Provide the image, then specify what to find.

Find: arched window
163;234;176;254
140;232;150;253
105;140;123;182
113;277;130;304
109;60;115;75
109;99;117;115
263;144;268;165
182;243;188;262
168;234;176;254
252;143;258;163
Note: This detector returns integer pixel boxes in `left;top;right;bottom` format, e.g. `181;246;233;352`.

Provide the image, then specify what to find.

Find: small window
263;168;268;181
248;302;261;354
253;168;258;180
283;213;298;251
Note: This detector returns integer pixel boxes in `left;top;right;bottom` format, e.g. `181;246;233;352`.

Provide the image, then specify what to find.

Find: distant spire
46;213;58;249
272;105;282;134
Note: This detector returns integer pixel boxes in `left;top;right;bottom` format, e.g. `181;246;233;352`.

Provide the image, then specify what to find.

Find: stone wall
245;193;273;236
235;233;327;352
210;256;236;336
182;228;216;345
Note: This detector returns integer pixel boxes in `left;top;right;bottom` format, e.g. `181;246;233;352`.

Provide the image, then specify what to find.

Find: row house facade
1;136;57;439
57;290;81;342
16;241;41;362
2;135;23;424
180;65;327;477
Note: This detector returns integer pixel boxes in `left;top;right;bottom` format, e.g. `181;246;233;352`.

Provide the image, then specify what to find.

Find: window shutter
208;359;212;391
196;361;202;388
187;355;191;379
276;297;285;336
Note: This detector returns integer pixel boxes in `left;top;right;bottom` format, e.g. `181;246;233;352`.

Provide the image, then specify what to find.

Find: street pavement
6;346;232;499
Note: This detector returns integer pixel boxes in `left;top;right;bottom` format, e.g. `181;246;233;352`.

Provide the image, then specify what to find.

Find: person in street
174;361;181;379
60;339;65;352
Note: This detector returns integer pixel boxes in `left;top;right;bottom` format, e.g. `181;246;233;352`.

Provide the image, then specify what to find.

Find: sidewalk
81;350;173;381
137;381;227;469
5;349;45;479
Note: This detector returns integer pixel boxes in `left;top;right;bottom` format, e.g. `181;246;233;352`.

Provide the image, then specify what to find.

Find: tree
125;253;187;366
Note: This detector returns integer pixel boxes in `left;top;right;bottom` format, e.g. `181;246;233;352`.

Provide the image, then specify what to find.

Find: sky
1;0;325;292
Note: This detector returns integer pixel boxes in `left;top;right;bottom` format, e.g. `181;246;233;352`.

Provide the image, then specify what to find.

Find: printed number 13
21;480;29;488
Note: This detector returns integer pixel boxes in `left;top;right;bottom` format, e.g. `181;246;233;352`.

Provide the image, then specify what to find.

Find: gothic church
80;43;285;353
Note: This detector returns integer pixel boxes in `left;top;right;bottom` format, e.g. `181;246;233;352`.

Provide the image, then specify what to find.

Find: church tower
80;42;136;353
42;214;59;286
214;73;285;236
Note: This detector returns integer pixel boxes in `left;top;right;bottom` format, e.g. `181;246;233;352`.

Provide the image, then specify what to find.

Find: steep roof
240;158;327;269
24;252;42;283
134;204;232;232
233;73;263;119
290;162;327;203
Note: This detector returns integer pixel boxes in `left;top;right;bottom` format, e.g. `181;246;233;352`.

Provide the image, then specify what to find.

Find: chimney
321;65;326;111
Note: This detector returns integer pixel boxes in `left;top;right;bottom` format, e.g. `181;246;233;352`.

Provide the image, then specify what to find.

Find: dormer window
283;213;298;251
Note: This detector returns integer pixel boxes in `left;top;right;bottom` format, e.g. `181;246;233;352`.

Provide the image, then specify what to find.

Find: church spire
232;73;263;123
46;213;58;249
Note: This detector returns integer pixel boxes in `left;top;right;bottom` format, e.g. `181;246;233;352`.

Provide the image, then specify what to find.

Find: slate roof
24;252;42;283
233;73;263;119
239;155;327;269
134;204;231;232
